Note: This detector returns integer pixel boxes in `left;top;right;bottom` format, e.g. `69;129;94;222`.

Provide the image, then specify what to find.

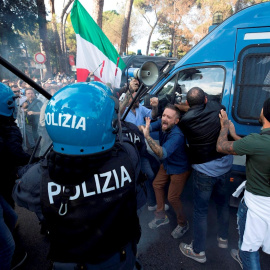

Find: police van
142;2;270;198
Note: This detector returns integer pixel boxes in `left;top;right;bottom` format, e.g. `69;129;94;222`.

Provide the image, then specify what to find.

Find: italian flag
71;0;126;87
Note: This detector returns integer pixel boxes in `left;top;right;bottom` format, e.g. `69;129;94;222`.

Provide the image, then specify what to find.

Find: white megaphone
126;61;159;86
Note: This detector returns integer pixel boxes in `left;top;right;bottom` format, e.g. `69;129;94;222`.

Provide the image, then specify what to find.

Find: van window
233;46;270;125
176;67;224;103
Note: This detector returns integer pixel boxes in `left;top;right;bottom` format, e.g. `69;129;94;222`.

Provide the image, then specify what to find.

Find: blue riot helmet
45;82;119;155
89;81;113;96
0;83;17;118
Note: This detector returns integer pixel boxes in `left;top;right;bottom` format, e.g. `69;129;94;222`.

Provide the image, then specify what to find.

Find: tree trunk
92;0;104;28
36;0;52;79
146;21;157;56
60;0;74;74
170;29;175;57
120;0;134;55
49;0;65;73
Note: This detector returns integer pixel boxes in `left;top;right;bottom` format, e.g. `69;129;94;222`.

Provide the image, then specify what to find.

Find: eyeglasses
13;91;20;93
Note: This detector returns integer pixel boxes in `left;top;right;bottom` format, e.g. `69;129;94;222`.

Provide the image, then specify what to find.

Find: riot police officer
0;83;30;269
13;83;141;269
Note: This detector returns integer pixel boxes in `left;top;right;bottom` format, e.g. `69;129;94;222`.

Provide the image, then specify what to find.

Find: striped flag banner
71;0;126;87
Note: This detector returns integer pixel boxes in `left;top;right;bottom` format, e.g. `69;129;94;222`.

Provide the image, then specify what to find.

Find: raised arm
140;117;163;158
216;109;237;155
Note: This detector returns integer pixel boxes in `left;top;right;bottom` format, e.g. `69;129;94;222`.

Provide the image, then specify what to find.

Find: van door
232;27;270;135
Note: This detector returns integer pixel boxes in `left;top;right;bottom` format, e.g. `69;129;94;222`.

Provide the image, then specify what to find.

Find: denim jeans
193;170;230;253
238;199;261;270
141;156;156;206
0;195;18;270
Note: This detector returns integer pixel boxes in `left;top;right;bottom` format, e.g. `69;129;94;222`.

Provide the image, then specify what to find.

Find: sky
49;0;156;55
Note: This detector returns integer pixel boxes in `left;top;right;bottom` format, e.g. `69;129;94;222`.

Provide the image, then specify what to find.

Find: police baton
40;143;53;159
28;136;42;164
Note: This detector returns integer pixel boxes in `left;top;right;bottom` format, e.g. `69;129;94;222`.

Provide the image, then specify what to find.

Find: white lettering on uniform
68;185;80;200
133;134;140;144
45;112;86;131
48;182;61;204
121;166;132;187
82;182;96;197
47;166;132;204
125;133;140;144
101;171;115;193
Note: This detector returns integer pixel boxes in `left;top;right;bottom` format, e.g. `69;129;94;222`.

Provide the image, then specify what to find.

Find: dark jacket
180;101;226;164
13;141;141;264
0;116;30;204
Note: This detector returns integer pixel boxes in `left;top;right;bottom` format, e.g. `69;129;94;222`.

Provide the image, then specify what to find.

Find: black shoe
11;250;27;270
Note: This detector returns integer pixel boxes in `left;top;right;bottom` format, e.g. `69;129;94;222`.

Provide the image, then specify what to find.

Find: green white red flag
70;0;125;87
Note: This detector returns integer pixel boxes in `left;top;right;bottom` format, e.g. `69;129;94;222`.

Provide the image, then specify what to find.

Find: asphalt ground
15;174;270;270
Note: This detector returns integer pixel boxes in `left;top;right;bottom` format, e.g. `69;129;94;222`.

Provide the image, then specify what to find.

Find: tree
120;0;134;55
36;0;52;79
60;0;74;74
92;0;105;28
134;0;164;56
103;10;123;49
0;0;38;79
49;0;65;72
157;0;196;57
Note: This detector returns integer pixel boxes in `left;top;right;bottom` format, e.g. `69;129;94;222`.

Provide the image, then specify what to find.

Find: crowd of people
0;76;269;270
1;75;75;156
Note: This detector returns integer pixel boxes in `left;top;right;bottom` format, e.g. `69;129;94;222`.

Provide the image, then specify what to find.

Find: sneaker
217;236;228;248
148;216;169;229
11;250;27;270
171;222;189;239
231;249;243;269
148;204;169;211
179;242;206;263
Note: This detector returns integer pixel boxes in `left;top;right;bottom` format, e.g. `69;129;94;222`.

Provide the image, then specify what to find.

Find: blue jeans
193;170;230;253
0;195;18;270
141;156;156;206
238;199;261;270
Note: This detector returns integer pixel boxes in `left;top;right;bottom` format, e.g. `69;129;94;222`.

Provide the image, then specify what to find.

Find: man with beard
140;104;190;238
216;98;270;270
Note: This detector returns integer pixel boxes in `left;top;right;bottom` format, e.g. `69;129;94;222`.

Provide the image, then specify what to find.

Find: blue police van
143;2;270;199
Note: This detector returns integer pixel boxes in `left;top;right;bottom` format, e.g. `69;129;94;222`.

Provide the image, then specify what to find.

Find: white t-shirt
241;190;270;254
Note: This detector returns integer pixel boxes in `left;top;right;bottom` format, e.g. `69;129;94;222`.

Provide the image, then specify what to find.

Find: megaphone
126;61;159;87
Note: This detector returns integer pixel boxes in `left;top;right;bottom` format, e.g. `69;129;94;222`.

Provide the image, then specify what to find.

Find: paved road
16;176;269;270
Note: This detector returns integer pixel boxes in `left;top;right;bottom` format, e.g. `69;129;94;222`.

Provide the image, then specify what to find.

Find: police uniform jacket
13;141;141;264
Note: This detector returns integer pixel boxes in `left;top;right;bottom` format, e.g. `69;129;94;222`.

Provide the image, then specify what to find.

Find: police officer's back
13;83;141;269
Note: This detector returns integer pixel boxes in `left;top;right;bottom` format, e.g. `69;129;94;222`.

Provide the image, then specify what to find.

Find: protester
0;83;30;269
23;88;43;151
216;99;270;270
13;83;141;269
119;79;164;212
179;87;233;263
120;80;159;124
140;104;190;239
